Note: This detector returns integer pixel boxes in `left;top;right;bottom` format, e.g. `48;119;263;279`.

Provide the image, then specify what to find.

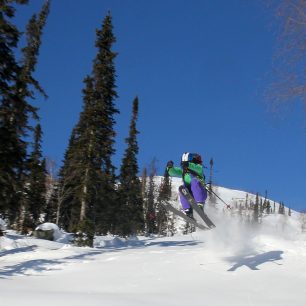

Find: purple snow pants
179;177;207;210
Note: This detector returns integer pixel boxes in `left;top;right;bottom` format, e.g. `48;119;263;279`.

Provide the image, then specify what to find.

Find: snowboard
161;201;210;230
179;185;216;229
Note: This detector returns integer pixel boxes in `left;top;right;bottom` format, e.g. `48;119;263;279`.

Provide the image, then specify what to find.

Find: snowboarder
166;152;207;218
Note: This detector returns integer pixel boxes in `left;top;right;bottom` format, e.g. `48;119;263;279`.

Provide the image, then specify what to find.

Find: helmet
181;152;202;165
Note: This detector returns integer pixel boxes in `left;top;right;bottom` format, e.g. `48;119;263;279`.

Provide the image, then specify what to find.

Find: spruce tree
44;158;58;223
260;198;264;216
0;1;49;226
117;97;144;236
282;203;286;215
17;1;49;231
253;193;259;224
45;181;59;224
278;202;285;215
246;193;250;210
207;158;217;206
156;167;172;236
58;13;119;244
141;168;147;200
85;13;119;237
56;127;80;229
266;200;271;214
145;162;157;235
0;0;25;219
22;124;47;231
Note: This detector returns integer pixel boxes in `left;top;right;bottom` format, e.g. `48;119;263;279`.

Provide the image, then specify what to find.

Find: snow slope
1;180;306;306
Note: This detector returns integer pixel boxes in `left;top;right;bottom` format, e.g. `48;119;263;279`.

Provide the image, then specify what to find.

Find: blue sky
15;0;305;211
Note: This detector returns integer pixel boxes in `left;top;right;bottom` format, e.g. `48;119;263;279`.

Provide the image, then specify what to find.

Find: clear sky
14;0;306;211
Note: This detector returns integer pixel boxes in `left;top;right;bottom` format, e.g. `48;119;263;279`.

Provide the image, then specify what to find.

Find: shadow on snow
0;250;102;279
225;250;284;271
0;246;37;257
97;238;202;250
0;238;202;278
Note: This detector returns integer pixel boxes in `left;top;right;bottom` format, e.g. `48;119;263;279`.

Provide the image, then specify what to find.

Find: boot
184;208;193;219
197;202;204;210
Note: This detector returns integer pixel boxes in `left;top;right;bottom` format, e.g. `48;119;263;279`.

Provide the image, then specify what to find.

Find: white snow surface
1;178;306;306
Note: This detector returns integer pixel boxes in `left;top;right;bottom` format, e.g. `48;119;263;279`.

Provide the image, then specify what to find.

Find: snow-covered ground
1;180;306;306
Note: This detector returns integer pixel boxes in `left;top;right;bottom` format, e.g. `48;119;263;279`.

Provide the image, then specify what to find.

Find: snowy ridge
169;176;297;213
162;177;303;235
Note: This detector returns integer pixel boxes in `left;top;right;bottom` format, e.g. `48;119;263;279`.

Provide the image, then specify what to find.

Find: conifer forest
0;1;301;247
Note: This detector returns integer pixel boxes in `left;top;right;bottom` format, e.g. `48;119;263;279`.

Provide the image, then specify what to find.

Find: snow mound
35;223;62;240
94;235;142;248
35;223;73;243
0;236;18;250
0;217;7;231
35;222;60;232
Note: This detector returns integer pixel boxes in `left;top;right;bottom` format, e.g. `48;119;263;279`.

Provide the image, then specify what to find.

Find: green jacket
167;162;205;186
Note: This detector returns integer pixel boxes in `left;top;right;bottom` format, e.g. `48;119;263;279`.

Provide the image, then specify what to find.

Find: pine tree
245;193;249;210
44;158;58;223
253;193;259;224
209;158;213;189
117;97;144;236
145;162;157;235
156;167;172;236
282;203;286;215
58;13;119;244
266;200;271;214
22;124;47;231
17;1;49;231
142;167;148;220
45;181;59;224
158;167;172;202
260;198;264;216
238;203;243;217
262;190;268;214
0;0;26;219
278;202;285;215
141;168;147;200
84;13;119;237
207;158;217;206
0;1;49;226
56;127;80;229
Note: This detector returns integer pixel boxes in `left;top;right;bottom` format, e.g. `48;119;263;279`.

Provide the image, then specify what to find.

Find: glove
166;160;174;168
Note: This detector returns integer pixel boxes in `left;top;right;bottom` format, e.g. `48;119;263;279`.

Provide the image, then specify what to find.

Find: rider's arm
167;166;183;177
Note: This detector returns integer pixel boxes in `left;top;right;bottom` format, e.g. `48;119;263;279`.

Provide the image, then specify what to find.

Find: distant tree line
230;191;292;224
